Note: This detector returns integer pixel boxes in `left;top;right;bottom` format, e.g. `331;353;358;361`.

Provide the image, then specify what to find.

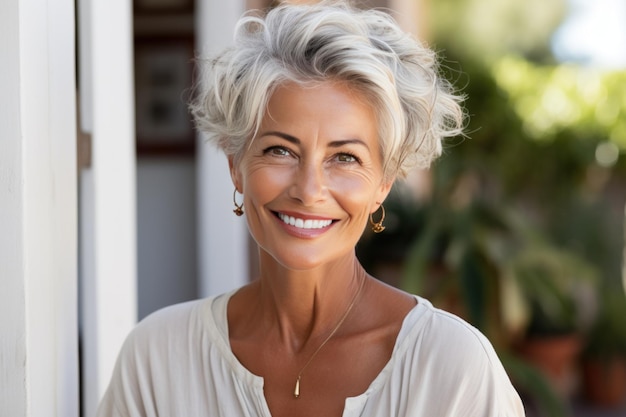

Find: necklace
293;276;366;399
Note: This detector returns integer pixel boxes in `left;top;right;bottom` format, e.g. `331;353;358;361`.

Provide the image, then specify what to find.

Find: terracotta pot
518;334;582;398
582;357;626;407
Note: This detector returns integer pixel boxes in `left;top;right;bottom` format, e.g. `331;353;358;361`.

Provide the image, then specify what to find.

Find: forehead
260;81;379;142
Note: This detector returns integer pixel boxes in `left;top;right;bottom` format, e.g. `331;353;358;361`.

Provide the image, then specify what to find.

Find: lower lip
274;215;335;238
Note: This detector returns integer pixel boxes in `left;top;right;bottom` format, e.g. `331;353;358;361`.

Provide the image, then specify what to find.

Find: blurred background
126;0;626;416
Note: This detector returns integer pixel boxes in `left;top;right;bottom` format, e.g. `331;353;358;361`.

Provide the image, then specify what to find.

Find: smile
277;213;333;229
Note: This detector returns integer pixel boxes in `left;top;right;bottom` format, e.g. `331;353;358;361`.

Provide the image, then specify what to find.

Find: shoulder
106;298;212;384
96;294;233;416
110;291;238;377
128;299;209;346
395;297;525;415
408;297;499;362
363;281;497;366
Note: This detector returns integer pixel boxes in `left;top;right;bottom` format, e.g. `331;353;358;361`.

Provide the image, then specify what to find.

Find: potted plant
580;289;626;407
507;243;598;398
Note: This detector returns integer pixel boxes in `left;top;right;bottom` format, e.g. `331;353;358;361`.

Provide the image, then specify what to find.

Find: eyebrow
260;131;370;150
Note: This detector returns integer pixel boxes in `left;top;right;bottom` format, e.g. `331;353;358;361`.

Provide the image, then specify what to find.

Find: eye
264;146;292;157
335;153;360;164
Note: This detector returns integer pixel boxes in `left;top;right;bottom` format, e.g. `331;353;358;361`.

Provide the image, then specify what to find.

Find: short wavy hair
190;0;464;181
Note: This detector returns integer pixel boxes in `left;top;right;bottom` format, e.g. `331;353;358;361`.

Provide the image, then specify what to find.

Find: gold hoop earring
233;189;244;216
369;205;385;233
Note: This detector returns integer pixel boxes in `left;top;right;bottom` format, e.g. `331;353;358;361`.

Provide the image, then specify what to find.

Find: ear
370;179;394;214
228;156;243;193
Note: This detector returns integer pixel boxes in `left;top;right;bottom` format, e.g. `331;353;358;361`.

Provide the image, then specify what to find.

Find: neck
254;250;368;353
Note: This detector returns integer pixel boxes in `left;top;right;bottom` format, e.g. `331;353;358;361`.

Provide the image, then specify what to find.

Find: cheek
243;164;292;201
328;173;380;212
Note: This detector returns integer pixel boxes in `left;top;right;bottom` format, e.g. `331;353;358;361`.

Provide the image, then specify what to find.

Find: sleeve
460;333;526;417
96;384;126;417
412;310;526;417
95;328;153;417
94;300;205;417
442;323;526;416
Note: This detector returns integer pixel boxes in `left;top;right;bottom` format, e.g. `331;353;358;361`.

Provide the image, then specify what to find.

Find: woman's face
230;81;393;271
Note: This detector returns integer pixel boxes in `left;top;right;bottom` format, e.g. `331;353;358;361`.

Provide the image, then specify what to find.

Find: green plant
501;353;569;417
583;289;626;359
504;243;598;338
399;195;598;343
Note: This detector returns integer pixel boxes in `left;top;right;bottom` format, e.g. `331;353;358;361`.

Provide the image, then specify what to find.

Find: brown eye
265;146;291;157
336;153;359;163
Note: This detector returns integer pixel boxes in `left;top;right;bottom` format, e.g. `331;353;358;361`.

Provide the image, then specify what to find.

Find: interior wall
133;2;199;318
136;158;198;319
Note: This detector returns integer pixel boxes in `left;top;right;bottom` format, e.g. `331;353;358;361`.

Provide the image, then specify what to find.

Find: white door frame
0;0;78;416
77;0;137;415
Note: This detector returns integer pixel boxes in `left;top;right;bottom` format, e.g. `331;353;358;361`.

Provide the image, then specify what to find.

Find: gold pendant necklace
293;276;366;399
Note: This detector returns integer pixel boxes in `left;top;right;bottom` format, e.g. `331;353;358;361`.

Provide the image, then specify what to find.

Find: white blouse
97;291;525;417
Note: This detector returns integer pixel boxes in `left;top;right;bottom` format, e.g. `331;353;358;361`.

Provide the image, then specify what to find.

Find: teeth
278;213;332;229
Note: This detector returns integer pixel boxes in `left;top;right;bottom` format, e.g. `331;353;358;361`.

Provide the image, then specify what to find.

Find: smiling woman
96;2;525;417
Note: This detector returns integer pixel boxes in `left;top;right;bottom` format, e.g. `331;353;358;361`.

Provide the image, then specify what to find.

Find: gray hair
190;1;465;181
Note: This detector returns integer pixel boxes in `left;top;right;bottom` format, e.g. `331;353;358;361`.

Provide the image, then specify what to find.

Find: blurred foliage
422;0;626;292
583;289;626;358
434;55;626;280
494;57;626;152
430;0;566;62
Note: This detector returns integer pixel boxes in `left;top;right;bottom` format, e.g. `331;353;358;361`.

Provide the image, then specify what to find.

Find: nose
288;160;328;206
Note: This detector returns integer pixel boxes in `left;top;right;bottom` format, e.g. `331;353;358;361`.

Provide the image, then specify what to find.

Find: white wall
0;0;78;415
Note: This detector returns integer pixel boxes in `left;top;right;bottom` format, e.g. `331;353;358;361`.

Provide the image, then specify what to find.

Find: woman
98;2;525;416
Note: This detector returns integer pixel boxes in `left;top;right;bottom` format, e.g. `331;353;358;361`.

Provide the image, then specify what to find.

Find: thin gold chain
293;276;366;399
